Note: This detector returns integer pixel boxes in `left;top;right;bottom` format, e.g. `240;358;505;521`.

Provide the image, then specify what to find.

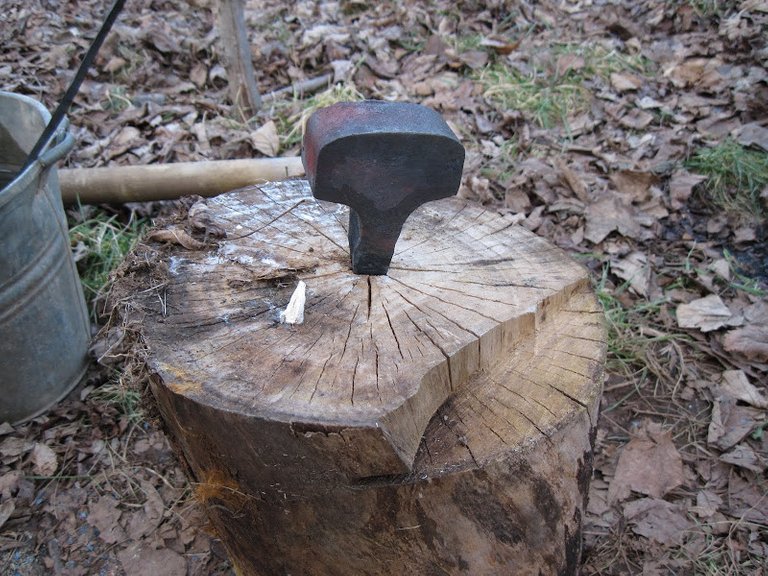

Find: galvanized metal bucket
0;91;90;424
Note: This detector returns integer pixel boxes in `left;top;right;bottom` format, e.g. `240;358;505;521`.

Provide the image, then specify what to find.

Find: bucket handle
38;125;75;169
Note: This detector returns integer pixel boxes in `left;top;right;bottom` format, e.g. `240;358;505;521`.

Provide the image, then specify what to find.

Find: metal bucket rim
0;91;72;206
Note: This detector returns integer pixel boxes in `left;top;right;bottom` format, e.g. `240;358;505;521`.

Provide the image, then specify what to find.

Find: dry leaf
728;473;768;524
612;252;651;297
623;498;691;544
331;59;354;83
691;490;722;518
104;56;127;73
190;122;211;154
300;23;350;48
723;324;768;361
556;53;585;75
707;397;764;450
665;57;725;90
31;443;58;476
636;96;663;109
114;126;141;147
126;481;166;540
607;423;685;504
668;170;707;210
142;481;165;528
697;113;741;138
209;63;227;82
587;482;610;516
117;541;187;576
556;160;590;202
251;120;280;157
735;122;768;152
619;109;655;130
190;62;207;88
0;500;14;531
676;295;739;332
733;225;756;243
457;50;488;70
708;258;730;281
0;436;33;460
479;37;520;55
719;444;766;473
0;471;21;499
363;54;399;79
464;175;495;204
584;194;651;244
147;228;207;250
610;170;659;202
188;202;227;238
719;370;768;408
105;126;142;159
610;72;643;92
88;495;127;544
740;0;768;12
523;205;546;231
504;188;531;213
548;198;584;215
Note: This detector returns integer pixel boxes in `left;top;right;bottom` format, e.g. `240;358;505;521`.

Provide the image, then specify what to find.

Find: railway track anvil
302;100;465;275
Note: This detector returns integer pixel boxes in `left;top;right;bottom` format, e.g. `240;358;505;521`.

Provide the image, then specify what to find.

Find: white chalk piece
280;280;306;325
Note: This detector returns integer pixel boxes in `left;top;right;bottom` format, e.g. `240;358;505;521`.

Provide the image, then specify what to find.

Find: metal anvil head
302;100;465;275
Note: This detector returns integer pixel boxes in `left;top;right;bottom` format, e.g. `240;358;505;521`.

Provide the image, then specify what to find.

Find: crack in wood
351;356;360;405
549;347;603;363
406;277;528;310
462;395;512;449
307;350;334;404
482;385;555;447
389;276;500;323
393;201;471;257
381;301;405;361
445;410;481;467
226;197;309;241
391;281;484;339
502;383;560;420
444;278;546;290
366;276;372;321
286;331;328;400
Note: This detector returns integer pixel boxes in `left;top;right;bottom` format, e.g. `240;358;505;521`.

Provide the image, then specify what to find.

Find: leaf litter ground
1;0;767;574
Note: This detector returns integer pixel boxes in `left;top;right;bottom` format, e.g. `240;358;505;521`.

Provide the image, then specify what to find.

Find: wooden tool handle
59;157;304;205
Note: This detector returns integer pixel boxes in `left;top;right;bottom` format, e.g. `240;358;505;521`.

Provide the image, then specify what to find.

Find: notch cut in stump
111;180;606;575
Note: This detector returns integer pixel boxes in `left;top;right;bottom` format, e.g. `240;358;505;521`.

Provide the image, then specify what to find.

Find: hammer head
302;101;465;275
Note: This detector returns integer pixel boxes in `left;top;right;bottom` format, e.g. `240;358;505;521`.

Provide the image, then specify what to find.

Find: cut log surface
115;180;606;575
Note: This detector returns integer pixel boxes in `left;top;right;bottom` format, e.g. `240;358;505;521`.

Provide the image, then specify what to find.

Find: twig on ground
264;73;334;100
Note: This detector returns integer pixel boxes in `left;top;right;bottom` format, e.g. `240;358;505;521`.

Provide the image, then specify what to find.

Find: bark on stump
114;180;606;575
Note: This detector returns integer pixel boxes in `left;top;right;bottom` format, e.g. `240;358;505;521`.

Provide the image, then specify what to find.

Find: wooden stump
113;180;606;575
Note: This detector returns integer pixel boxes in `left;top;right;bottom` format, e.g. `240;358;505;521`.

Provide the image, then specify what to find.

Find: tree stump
113;180;606;575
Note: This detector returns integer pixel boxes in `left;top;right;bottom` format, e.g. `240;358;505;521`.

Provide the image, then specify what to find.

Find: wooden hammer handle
59;157;305;205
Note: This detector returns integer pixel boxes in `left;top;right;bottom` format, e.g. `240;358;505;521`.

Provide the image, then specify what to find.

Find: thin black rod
17;0;126;175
